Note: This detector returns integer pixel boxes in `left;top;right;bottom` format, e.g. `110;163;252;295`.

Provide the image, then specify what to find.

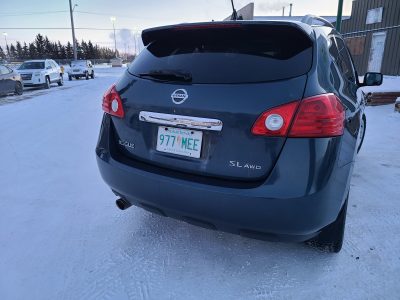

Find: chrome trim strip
139;111;223;131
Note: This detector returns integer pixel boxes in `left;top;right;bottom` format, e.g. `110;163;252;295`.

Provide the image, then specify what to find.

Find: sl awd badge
171;89;188;104
119;140;135;149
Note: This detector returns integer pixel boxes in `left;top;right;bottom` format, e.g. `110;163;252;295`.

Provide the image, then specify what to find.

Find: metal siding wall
382;0;400;74
352;0;361;31
341;0;400;75
383;0;393;73
381;0;393;74
392;28;400;75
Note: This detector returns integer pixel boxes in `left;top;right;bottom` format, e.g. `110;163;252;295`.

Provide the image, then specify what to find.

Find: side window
335;38;356;82
328;37;340;62
0;65;9;75
49;61;57;69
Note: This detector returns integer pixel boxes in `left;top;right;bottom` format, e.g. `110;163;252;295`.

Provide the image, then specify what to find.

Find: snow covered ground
0;68;399;300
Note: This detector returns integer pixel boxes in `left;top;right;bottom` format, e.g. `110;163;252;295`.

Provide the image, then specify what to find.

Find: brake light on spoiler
252;94;345;138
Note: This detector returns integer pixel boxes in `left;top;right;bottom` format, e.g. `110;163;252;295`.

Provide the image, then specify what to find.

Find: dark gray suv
96;17;382;252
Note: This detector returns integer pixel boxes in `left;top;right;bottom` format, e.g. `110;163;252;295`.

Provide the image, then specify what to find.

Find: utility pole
68;0;78;60
289;3;293;17
336;0;344;32
3;32;9;58
282;7;285;16
110;17;117;58
134;32;137;56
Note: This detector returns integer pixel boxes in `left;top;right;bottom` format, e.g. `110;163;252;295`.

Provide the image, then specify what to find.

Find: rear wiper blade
139;70;192;82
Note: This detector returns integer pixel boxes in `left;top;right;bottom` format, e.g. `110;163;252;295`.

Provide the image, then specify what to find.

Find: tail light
252;94;345;138
251;101;299;136
289;94;345;137
102;84;124;118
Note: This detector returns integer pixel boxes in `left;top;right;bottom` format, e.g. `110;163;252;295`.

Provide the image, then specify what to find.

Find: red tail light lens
251;101;299;136
251;94;345;138
289;94;345;137
102;84;124;118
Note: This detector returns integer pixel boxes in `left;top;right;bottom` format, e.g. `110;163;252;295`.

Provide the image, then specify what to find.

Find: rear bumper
96;115;354;242
69;73;86;77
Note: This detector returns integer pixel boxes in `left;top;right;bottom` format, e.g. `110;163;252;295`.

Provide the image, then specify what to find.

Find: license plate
156;126;202;158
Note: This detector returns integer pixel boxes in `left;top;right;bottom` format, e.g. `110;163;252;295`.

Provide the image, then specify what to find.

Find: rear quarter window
130;24;313;84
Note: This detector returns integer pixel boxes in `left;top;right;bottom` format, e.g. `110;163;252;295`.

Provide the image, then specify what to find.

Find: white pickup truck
17;59;63;89
68;60;95;80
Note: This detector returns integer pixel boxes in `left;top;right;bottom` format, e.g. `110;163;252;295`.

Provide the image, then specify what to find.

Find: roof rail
301;15;334;28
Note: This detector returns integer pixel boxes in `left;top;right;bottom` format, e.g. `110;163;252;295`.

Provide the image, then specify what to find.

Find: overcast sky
0;0;353;53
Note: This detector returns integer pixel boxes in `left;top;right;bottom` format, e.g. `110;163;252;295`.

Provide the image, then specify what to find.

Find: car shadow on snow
119;210;338;290
71;207;342;299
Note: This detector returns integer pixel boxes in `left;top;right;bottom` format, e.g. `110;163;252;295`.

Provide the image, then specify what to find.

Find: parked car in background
17;59;63;89
96;17;382;253
68;60;94;80
0;64;23;96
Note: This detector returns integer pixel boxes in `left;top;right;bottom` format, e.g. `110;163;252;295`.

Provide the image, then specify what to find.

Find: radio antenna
230;0;238;20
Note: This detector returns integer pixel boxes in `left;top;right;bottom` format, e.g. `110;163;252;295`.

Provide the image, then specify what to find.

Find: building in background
230;1;399;75
339;0;400;75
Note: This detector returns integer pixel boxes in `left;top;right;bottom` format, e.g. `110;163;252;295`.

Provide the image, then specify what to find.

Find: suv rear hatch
112;22;314;181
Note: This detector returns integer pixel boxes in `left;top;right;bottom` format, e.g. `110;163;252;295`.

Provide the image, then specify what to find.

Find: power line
74;10;152;20
0;9;172;21
0;10;68;16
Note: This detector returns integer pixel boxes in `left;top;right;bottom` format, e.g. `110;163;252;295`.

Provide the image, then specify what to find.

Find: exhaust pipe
116;198;132;210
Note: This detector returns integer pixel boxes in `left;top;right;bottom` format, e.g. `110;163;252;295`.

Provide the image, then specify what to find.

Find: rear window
130;24;313;84
71;61;86;66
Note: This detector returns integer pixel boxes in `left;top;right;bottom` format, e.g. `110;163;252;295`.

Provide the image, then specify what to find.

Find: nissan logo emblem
171;89;188;104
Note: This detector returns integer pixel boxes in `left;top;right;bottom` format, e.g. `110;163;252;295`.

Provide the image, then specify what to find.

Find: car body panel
68;60;94;77
0;65;22;96
97;114;350;241
113;73;308;180
17;59;61;87
96;20;365;242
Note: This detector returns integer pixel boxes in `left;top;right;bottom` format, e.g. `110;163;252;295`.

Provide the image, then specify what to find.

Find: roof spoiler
141;21;314;47
301;15;334;28
141;23;245;46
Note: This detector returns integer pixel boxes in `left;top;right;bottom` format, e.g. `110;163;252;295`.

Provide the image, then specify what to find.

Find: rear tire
68;75;72;81
57;74;64;86
85;72;89;80
307;194;348;253
90;71;94;79
357;114;366;154
44;76;51;89
14;81;23;95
